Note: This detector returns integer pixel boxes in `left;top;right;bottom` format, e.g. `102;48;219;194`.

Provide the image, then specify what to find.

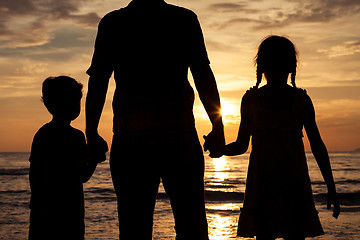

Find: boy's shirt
29;122;88;212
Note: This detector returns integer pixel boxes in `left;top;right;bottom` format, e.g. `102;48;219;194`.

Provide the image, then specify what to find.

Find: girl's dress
237;87;324;238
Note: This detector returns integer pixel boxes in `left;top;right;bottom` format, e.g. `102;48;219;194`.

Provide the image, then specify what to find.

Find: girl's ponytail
255;65;262;89
291;70;297;88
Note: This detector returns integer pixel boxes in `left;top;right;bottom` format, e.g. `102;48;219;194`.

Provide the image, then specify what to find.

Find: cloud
0;0;100;48
73;12;102;27
0;19;54;48
275;0;360;27
326;79;360;86
208;3;260;13
209;0;360;31
206;39;240;52
14;63;49;75
318;41;360;58
315;99;360;128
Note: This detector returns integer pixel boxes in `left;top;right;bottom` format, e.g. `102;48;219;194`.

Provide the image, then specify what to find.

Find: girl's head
255;35;298;88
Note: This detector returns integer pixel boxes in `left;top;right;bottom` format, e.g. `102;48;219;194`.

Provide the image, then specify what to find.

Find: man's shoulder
100;9;125;23
101;3;198;22
163;3;199;23
166;4;196;16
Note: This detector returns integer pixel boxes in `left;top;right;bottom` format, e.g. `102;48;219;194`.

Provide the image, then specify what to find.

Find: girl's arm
224;93;251;156
304;95;340;219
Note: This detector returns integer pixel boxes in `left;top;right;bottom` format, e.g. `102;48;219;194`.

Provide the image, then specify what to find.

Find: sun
220;101;239;118
219;101;240;124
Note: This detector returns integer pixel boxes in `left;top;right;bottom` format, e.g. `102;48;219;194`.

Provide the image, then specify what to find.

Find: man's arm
85;75;110;162
191;63;225;157
85;12;115;161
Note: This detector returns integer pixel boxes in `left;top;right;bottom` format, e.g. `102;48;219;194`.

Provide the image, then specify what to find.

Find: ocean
1;152;359;239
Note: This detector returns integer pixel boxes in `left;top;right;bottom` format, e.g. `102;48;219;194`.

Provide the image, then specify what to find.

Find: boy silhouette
29;76;102;240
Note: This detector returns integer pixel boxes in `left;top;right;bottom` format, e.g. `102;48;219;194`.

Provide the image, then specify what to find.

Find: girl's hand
327;190;340;219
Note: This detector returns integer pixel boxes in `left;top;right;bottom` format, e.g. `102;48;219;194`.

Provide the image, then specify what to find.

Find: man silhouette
86;0;224;239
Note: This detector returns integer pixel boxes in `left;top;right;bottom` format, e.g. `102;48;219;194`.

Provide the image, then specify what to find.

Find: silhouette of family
29;0;340;239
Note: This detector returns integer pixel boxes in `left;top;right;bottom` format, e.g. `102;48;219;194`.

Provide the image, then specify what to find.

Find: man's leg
110;143;160;239
161;142;209;240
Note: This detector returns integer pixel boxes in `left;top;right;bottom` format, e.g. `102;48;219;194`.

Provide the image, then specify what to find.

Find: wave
85;187;115;195
5;188;356;206
0;190;29;194
199;191;360;206
313;192;360;206
311;179;360;185
333;168;360;172
157;191;360;207
0;168;29;175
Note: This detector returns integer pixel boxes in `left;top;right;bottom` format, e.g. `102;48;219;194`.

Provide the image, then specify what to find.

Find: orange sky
0;0;359;152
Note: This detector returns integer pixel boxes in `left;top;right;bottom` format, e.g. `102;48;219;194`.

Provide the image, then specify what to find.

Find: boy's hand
327;190;340;219
86;132;108;163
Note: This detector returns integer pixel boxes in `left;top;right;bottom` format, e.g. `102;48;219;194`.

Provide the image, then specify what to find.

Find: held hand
203;128;225;158
86;132;108;163
327;190;340;219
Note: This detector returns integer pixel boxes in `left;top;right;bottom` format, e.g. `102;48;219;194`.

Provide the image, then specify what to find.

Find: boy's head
42;76;83;121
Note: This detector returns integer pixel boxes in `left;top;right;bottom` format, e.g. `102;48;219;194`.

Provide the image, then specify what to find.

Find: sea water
1;152;359;239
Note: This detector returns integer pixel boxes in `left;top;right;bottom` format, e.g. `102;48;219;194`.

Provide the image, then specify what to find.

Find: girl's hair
254;35;298;88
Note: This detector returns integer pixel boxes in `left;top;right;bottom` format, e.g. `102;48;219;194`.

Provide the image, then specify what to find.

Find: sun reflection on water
207;157;234;192
211;157;230;182
207;213;238;239
207;203;239;211
206;157;241;239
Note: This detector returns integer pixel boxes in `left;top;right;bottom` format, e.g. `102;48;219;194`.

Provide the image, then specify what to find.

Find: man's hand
86;132;108;163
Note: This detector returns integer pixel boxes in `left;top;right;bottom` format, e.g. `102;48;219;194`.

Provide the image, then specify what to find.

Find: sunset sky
0;0;359;152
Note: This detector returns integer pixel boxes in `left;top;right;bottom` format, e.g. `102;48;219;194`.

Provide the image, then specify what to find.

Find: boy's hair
42;76;83;116
254;35;298;88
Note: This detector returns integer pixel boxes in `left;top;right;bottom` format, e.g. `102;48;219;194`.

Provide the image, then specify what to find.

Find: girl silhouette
223;35;340;240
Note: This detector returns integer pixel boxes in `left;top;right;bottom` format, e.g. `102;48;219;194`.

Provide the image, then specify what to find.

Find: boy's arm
29;132;49;207
304;95;340;219
191;63;225;158
224;92;251;156
81;160;98;183
80;133;98;183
